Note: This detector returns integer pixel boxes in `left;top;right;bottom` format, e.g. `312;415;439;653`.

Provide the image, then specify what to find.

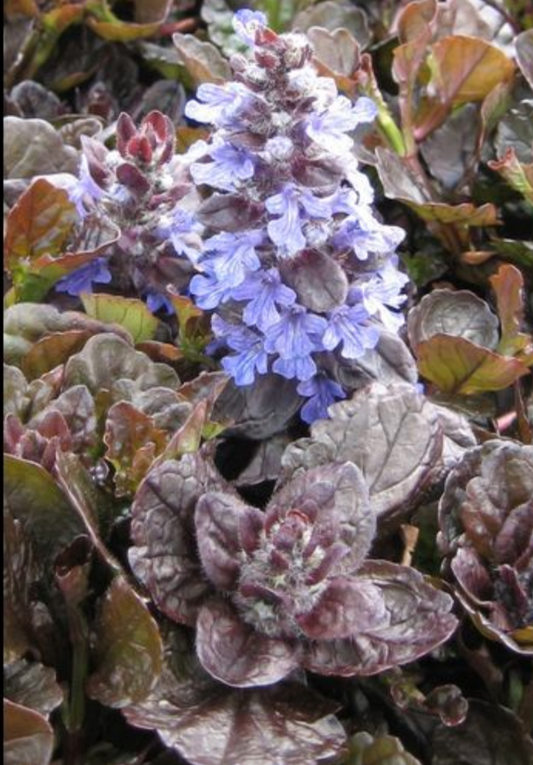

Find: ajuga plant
182;10;409;422
49;110;200;312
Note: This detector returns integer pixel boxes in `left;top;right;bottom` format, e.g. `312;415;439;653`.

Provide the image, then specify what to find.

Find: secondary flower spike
183;10;409;422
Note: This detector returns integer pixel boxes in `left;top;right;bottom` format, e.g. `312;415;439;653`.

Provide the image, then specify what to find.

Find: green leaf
86;577;163;707
344;731;421;764
416;335;530;395
81;293;159;344
4;454;85;563
489;148;533;208
489;263;533;361
4;699;54;765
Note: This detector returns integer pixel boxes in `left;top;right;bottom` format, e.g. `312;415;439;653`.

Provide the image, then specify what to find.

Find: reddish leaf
417;335;530;395
4;699;54;765
86;577;163;707
4;178;77;269
488;147;533;206
104;401;168;496
21;330;93;379
490;264;533;360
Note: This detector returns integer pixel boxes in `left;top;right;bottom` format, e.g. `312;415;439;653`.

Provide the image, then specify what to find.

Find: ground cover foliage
3;0;533;763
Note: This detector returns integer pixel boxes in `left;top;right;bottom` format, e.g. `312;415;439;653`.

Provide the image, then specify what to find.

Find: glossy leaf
21;330;93;380
104;401;168;496
4;454;85;563
4;178;77;269
81;293;159;344
4;116;78;179
407;289;499;350
4;699;54;765
86;576;163;707
416;335;530;394
4;659;63;717
123;652;346;765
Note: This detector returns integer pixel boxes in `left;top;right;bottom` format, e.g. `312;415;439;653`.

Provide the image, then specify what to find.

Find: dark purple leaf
196;193;264;233
129;452;228;625
4;660;63;717
279;249;348;313
196;599;301;688
304;561;457;676
195;492;249;590
4;116;78;180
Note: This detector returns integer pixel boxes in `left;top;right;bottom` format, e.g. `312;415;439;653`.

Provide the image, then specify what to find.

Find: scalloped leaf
86;577;163;708
4;660;63;717
416;335;530;394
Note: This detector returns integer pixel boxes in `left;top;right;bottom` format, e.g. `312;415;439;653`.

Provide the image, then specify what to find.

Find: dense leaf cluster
3;2;533;765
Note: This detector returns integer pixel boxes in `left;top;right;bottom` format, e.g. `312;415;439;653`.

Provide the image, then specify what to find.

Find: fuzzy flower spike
184;10;408;422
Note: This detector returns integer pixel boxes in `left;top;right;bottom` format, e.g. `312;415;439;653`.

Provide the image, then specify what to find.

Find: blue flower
43;155;103;219
231;268;296;329
266;185;332;257
351;259;409;332
55;257;112;296
189;271;235;310
144;290;174;314
202;229;264;288
212;315;268;386
157;207;203;263
306;96;378;155
232;9;268;46
272;354;317;381
185;82;252;128
322;304;380;359
190;141;255;192
332;208;405;261
264;304;326;358
297;374;346;423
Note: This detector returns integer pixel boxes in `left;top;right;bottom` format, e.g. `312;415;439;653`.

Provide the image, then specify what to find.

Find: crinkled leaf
4;699;54;765
4;116;78;179
4;454;85;564
432;700;533;765
416;335;530;394
335;331;418;390
281;383;443;530
293;1;370;48
407;289;499;349
306;27;361;95
4;179;77;269
490;263;533;359
81;293;159;344
86;576;163;708
196;599;300;687
123;647;346;765
4;659;63;716
280;249;348;313
213;373;302;440
4;364;31;419
104;401;168;497
172;32;231;86
195;492;248;590
21;330;93;380
516;31;533;90
64;333;179;395
304;561;456;676
272;462;375;572
345;731;422;765
129;453;227;625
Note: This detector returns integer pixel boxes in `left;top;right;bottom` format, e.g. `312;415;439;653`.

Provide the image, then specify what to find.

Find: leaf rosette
438;440;533;654
130;456;457;687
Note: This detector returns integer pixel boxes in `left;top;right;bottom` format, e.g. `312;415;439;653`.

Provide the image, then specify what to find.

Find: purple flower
55;257;112;296
297;374;346;423
266;185;332;257
232;9;267;46
333;209;405;261
157;207;203;262
212;315;268;386
306;96;378;155
353;259;409;332
232;268;297;329
264;305;327;359
190;141;255;191
185;82;253;128
43;155;103;219
189;271;235;309
272;354;317;381
322;304;380;359
144;290;174;314
203;229;264;288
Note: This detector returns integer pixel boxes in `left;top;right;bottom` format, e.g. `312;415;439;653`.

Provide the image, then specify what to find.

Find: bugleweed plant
3;3;533;765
